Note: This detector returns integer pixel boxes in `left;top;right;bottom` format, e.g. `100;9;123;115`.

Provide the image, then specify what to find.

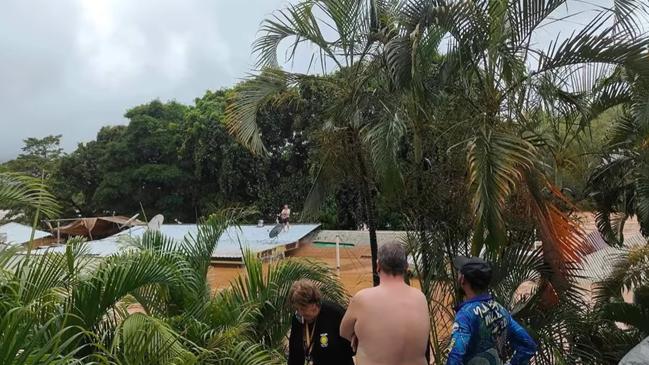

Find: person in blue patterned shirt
447;257;537;365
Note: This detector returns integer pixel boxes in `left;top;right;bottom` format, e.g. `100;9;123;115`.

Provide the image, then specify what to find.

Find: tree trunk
353;132;380;286
364;186;380;287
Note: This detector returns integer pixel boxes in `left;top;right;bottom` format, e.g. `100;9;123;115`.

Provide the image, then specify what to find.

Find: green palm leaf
595;244;649;303
536;12;649;75
210;341;283;365
601;301;649;334
0;308;88;365
0;172;60;218
217;249;346;350
253;2;335;69
110;313;198;365
70;250;184;333
361;104;406;191
468;130;535;254
225;69;310;155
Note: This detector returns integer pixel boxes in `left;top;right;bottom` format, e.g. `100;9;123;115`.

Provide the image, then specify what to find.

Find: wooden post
335;234;341;276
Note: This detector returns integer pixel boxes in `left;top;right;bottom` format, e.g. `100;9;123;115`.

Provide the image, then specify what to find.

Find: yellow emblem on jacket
320;333;329;348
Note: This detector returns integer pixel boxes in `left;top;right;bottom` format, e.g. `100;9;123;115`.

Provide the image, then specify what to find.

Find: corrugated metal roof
625;234;647;247
0;222;50;245
580;246;622;283
32;223;320;258
584;230;647;252
579;234;647;285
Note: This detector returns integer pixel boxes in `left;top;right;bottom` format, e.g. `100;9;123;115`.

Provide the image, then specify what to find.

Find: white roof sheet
579;234;647;285
32;223;320;258
0;222;50;245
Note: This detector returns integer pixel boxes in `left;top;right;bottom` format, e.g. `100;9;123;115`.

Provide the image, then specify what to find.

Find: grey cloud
0;0;286;161
0;0;645;162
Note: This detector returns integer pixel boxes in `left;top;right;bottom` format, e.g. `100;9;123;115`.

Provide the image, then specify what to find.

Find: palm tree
585;242;649;361
0;245;90;364
216;249;347;351
228;0;649;291
0;172;59;217
587;67;649;244
380;0;649;299
124;211;347;361
0;172;61;239
225;1;399;286
0;208;349;364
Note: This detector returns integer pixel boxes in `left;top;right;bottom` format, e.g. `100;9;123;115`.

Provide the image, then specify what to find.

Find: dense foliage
0;213;346;364
1;0;649;363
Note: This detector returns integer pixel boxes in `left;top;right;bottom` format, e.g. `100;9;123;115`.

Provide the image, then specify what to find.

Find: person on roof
279;204;291;232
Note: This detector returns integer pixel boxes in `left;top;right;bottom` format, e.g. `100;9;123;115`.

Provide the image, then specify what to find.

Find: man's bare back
341;281;430;365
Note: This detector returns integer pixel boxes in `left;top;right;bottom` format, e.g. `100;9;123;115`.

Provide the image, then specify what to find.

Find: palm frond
535;12;649;76
110;313;198;365
70;250;184;332
488;242;546;309
507;0;566;48
361;108;406;191
587;154;636;245
11;249;69;310
217;249;346;350
609;111;640;148
210;340;283;365
253;0;375;71
0;308;88;365
467;130;535;254
315;0;373;60
0;172;60;218
587;71;633;124
385;35;414;88
594;244;649;303
253;2;334;69
225;70;292;155
611;0;649;40
636;168;649;237
525;173;589;300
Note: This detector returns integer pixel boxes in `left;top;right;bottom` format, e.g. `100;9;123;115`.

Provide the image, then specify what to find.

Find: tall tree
226;1;397;286
384;0;649;298
1;135;63;223
51;127;125;217
4;135;64;178
587;68;649;243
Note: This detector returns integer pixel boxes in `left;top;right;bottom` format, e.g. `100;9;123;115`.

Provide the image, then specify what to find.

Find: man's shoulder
352;287;374;300
406;285;427;299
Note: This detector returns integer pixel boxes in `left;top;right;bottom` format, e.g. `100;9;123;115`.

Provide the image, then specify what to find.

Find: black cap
453;256;492;289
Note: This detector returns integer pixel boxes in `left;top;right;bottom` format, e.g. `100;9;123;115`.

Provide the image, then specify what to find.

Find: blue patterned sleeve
507;316;537;365
446;311;473;365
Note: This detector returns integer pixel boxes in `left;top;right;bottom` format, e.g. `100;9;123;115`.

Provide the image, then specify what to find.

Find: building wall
312;230;408;246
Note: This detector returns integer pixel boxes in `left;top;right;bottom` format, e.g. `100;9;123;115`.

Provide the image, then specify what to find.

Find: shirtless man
340;242;430;365
279;204;291;232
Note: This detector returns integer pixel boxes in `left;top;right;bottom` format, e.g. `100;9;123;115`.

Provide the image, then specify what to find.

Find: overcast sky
0;0;293;161
0;0;643;161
